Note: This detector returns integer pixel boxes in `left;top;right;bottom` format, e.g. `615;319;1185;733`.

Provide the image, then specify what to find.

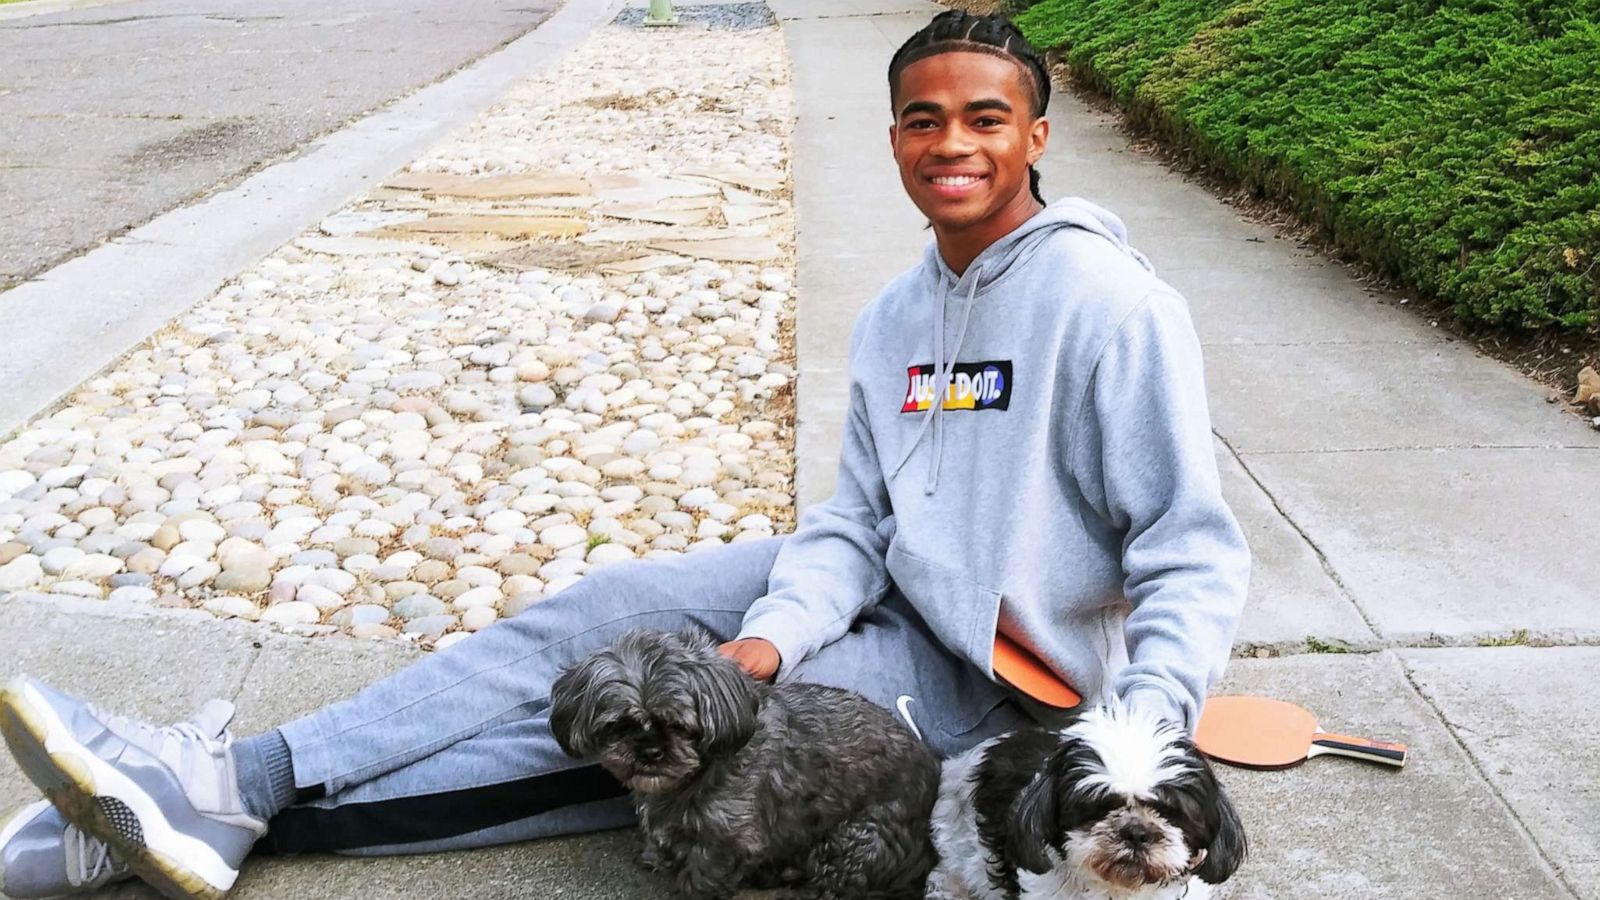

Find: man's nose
932;123;976;156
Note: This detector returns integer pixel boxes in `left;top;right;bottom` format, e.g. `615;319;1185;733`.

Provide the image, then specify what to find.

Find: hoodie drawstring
890;264;983;494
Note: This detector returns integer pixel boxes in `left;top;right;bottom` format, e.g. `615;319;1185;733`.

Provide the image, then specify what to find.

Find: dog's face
549;630;760;796
1008;706;1246;891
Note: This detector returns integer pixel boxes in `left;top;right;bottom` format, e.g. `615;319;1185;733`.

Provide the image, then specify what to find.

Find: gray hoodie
736;198;1250;730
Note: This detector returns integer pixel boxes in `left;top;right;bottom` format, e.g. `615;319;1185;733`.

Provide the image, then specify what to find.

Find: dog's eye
598;720;633;740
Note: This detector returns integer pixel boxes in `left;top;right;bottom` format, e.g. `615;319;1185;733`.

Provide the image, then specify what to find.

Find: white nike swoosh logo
896;695;923;740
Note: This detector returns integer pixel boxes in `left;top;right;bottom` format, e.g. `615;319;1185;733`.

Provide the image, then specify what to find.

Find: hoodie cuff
1120;682;1191;732
734;605;819;682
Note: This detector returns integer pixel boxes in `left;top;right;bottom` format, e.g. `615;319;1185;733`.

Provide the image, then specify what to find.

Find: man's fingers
716;638;779;681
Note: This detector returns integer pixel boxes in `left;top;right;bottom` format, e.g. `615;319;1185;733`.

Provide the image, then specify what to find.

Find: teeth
931;175;981;186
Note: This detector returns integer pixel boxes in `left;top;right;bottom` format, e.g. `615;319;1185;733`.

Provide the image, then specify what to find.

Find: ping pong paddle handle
1312;733;1408;767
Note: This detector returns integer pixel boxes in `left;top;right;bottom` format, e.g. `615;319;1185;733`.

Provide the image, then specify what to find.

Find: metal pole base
643;0;679;25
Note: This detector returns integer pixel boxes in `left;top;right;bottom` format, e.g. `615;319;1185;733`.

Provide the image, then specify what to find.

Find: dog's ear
684;652;759;757
1007;769;1060;875
549;651;613;759
1196;782;1247;884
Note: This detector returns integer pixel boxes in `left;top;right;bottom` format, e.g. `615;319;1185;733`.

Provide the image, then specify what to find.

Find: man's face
889;52;1049;235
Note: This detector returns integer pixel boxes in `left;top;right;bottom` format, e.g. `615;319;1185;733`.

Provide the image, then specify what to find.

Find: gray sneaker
0;801;132;898
0;678;265;900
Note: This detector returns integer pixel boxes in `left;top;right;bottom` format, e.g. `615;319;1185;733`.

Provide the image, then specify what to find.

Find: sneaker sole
0;803;27;898
0;684;234;900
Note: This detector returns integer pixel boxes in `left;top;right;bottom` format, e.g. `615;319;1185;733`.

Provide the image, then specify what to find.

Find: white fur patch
1066;705;1193;801
927;737;1000;899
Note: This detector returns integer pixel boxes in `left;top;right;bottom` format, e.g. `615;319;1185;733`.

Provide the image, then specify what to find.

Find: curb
0;0;622;440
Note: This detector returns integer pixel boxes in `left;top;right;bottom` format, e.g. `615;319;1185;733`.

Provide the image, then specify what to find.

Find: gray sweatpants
262;537;1034;856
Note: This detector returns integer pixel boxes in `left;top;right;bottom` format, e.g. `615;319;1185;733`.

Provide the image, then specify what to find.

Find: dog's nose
638;745;664;763
1120;821;1153;846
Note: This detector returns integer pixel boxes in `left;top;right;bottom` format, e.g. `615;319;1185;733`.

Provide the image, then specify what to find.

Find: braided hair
888;11;1052;206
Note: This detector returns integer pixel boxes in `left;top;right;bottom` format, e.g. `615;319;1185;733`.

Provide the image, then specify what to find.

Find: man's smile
925;171;989;197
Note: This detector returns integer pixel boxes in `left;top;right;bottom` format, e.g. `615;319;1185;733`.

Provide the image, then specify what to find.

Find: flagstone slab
590;173;722;205
521;195;603;210
371;199;588;218
723;204;785;226
404;236;525;255
376;214;587;240
654;196;723;210
383;171;591;198
648;236;784;262
318;210;427;236
294;236;441;257
487;242;644;272
595;203;714;226
723;186;771;206
678;164;786;193
579;224;762;244
599;255;693;274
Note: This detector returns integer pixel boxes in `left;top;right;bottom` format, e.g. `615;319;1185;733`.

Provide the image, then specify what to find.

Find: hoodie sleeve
1068;291;1251;731
734;317;894;680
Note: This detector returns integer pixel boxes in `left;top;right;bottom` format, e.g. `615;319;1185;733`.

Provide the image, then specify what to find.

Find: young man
0;12;1248;899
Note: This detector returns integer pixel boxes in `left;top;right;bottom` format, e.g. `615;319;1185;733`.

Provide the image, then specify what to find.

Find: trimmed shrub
1017;0;1600;329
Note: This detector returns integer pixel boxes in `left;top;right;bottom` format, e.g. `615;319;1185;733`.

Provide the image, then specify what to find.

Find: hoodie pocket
884;537;1006;734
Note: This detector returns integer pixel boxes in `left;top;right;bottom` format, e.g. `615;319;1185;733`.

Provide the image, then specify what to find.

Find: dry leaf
1575;366;1600;409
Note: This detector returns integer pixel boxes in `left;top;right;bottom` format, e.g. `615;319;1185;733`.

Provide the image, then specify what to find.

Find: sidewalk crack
229;641;266;706
1395;654;1582;899
1216;429;1382;640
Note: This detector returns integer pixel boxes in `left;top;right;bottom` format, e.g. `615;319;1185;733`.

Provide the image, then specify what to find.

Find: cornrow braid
888;10;1052;206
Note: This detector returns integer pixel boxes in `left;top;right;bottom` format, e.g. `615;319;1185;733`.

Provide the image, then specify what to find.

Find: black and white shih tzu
926;703;1246;900
549;628;940;900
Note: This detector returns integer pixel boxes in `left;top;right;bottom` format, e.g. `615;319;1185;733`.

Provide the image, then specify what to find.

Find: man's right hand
718;638;781;682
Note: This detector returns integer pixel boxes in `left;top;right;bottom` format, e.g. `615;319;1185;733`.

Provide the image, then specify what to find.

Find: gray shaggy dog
550;628;940;900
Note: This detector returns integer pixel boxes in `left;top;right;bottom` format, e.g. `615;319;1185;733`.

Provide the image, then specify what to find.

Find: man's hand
718;638;781;682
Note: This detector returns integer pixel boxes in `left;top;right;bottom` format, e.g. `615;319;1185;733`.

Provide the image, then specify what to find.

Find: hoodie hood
923;196;1154;294
892;198;1155;493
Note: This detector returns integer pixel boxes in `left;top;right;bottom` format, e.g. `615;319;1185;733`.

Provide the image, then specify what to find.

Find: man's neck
934;195;1044;276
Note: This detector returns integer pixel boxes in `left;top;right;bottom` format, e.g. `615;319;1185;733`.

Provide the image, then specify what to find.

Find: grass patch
1304;636;1354;654
1477;628;1531;647
585;533;612;552
1016;0;1600;331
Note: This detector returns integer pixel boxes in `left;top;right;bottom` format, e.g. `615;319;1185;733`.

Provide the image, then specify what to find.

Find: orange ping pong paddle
1195;696;1408;770
992;632;1082;709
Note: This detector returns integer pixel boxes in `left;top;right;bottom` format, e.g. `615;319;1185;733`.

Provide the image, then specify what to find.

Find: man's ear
1027;116;1050;166
889;121;899;151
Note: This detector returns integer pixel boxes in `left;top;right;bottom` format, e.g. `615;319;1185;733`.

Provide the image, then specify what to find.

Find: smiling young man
0;12;1247;899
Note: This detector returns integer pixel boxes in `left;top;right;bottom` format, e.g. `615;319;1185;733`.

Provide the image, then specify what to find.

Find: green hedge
1016;0;1600;329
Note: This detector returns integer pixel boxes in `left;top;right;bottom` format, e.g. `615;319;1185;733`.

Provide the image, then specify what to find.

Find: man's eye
906;119;937;130
975;117;1003;127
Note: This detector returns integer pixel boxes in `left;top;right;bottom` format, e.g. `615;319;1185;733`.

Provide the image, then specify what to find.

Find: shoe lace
63;822;122;888
85;698;238;807
95;704;229;755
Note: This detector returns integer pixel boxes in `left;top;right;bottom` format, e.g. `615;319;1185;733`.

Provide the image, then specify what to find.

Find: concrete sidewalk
774;0;1595;896
2;0;1597;897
